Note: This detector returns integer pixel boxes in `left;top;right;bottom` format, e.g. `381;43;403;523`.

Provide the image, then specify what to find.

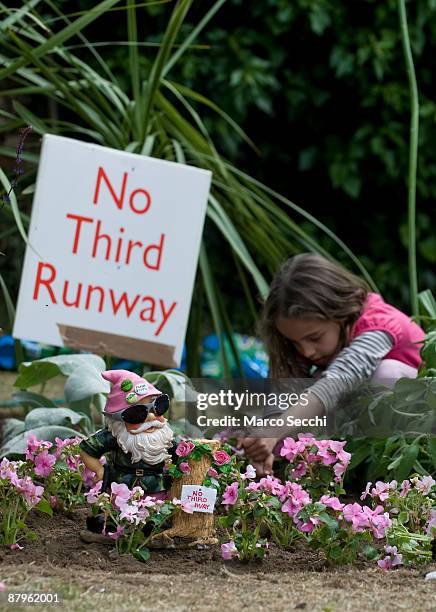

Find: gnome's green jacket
79;428;175;493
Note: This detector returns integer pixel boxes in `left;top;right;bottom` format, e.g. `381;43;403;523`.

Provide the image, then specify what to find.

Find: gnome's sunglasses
111;394;170;424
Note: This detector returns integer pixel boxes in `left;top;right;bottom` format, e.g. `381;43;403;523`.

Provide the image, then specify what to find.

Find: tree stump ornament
152;439;221;548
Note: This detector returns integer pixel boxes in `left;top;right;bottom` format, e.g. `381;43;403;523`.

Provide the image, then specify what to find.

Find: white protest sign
13;135;211;367
181;485;217;513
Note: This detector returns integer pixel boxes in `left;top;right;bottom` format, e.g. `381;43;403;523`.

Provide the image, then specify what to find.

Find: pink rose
179;462;191;475
175;441;195;457
212;450;231;466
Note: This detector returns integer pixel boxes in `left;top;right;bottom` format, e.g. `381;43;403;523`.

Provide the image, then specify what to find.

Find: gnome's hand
79;450;104;482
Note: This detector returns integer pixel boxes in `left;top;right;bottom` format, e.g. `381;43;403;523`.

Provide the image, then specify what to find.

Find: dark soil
1;508;436;612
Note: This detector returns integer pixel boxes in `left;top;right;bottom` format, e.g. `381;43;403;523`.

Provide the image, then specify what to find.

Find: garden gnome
79;369;174;537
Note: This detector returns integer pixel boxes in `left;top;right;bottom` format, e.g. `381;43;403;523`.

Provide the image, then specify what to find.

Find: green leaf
363;545;379;560
134;547;150;562
318;512;338;531
1;418;25;445
35;497;53;516
14;354;106;388
394;443;420;481
427;436;436;470
24;407;90;432
64;364;110;403
12;391;56;409
0;0;123;80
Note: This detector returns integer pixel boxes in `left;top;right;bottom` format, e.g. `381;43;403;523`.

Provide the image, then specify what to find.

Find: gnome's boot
80;514;111;545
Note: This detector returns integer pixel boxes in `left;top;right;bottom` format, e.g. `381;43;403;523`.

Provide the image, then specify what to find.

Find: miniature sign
13;135;211;367
181;485;217;514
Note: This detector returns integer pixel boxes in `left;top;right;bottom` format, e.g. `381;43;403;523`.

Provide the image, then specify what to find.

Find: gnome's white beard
106;418;173;464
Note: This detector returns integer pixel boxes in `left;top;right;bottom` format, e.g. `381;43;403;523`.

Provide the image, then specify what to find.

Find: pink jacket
351;293;425;368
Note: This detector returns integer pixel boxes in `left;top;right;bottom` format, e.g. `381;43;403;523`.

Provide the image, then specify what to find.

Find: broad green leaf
15;354;106;388
64;364;110;403
24;407;90;432
12;391;57;409
1;418;25;446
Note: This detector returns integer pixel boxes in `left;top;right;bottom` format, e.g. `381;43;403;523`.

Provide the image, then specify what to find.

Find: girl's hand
251;453;275;478
238;436;278;462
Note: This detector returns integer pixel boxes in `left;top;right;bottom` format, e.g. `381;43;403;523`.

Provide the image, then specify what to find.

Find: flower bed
1;435;435;571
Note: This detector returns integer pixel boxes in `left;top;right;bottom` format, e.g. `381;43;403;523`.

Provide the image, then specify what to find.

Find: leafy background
1;0;436;349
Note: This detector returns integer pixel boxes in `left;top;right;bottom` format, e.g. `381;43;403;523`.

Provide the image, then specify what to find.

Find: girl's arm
308;330;393;412
242;331;393;473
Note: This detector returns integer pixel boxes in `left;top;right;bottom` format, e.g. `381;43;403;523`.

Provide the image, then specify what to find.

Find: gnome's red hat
102;369;162;415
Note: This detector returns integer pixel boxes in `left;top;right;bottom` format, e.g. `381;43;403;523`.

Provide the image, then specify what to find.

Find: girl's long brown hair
261;253;370;377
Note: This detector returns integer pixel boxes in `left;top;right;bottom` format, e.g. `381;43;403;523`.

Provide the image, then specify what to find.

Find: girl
241;253;425;475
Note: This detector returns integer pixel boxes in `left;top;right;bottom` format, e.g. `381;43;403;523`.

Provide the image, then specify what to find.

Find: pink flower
280;437;305;462
241;464;256;480
291;461;307;479
136;507;150;522
256;475;283;495
139;496;157;508
342;503;370;532
16;477;44;507
10;543;23;550
181;501;194;514
175;441;195;457
53;436;81;458
82;467;96;486
328;441;351;466
25;433;44;460
117;501;139;522
179;462;191;475
207;467;219;478
281;483;311;517
360;482;372;501
399;480;411;497
222;482;238;506
108;525;125;540
378;545;403;570
0;458;19;484
365;506;392;539
316;441;337;466
0;582;5;592
213;450;231;466
171;498;194;513
426;510;436;536
111;482;132;508
66;454;81;471
34;450;56;477
414;476;435;496
320;495;344;511
295;516;320;533
333;462;346;480
85;480;103;503
370;481;391;502
221;541;239;560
